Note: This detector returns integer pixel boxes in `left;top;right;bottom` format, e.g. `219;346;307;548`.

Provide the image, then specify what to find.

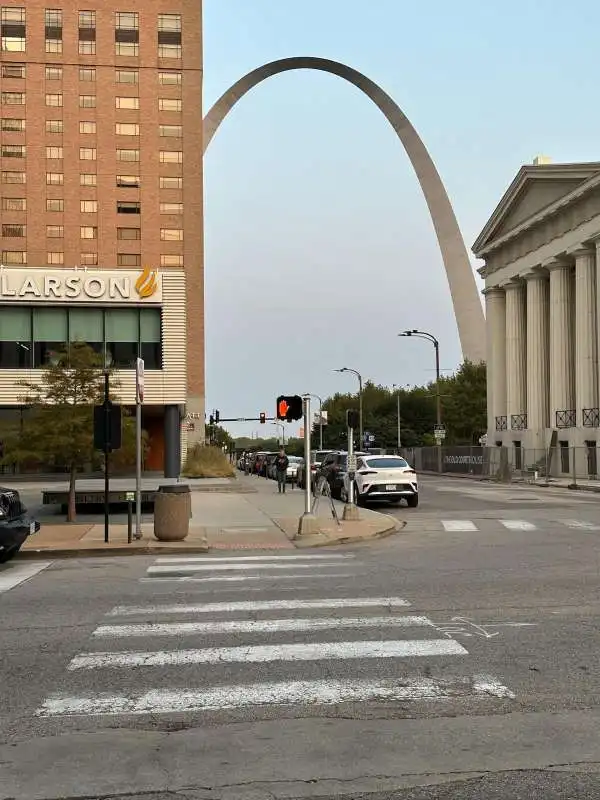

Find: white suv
342;454;418;507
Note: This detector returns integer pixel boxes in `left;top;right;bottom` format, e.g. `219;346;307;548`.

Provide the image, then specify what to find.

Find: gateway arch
203;57;485;363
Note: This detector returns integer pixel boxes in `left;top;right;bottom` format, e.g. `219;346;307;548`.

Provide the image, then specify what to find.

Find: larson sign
0;268;162;304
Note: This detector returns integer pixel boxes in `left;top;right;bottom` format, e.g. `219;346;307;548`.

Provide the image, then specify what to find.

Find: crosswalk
36;553;516;718
406;518;600;532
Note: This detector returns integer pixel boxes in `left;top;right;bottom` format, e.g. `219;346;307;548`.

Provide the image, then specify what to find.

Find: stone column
548;262;575;427
574;247;598;425
505;280;527;428
484;287;507;434
526;270;550;433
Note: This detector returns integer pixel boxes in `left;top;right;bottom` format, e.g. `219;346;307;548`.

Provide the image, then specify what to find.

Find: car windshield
365;457;409;469
288;456;303;464
314;451;331;462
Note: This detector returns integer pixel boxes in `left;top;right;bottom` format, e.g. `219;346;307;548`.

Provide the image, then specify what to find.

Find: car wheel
354;483;364;506
406;494;419;508
0;544;20;564
340;485;348;503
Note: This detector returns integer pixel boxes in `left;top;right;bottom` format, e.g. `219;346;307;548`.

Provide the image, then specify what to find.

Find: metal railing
510;414;527;430
583;408;600;427
555;409;576;428
495;416;507;431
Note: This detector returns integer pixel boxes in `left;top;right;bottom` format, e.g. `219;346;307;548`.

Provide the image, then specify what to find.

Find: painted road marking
93;615;435;638
68;639;468;670
154;554;355;563
146;562;348;575
37;674;515;716
108;597;412;617
0;561;51;594
442;520;478;532
500;520;537;531
561;520;600;530
139;573;357;584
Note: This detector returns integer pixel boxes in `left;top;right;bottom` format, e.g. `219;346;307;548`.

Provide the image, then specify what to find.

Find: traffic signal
209;414;214;425
215;410;220;424
259;412;266;424
346;409;359;429
276;395;303;422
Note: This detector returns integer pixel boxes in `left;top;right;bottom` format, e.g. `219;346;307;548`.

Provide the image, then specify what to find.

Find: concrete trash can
153;484;191;541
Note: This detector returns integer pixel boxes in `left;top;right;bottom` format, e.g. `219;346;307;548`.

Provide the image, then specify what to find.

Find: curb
17;542;209;559
292;516;406;549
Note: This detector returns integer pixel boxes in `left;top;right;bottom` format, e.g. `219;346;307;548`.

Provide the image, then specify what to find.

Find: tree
440;361;487;444
0;342;136;522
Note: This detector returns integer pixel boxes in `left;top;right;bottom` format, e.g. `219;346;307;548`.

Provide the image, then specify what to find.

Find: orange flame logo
135;267;158;299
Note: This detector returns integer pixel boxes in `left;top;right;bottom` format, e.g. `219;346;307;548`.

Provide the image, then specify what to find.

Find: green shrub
182;444;235;478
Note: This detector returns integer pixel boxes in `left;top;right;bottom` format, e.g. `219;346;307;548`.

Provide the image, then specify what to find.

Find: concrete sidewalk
19;474;403;557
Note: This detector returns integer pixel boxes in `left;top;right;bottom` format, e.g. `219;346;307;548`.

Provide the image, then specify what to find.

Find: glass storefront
0;306;162;368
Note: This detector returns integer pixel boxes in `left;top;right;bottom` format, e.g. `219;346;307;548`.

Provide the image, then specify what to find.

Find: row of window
2;64;182;85
2;226;183;240
1;171;183;189
1;252;184;268
2;199;183;215
2;121;183;137
1;8;181;30
0;305;162;370
1;146;184;163
1;94;182;112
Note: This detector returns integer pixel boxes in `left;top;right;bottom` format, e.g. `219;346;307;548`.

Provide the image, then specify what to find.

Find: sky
203;0;600;439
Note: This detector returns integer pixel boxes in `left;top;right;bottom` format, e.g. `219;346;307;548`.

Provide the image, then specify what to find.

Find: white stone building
473;159;600;477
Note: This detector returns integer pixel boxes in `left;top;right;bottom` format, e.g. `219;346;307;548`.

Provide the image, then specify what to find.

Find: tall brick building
0;0;204;476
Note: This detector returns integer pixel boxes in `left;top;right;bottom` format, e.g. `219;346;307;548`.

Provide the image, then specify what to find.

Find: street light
271;422;285;446
398;330;441;430
304;393;324;450
392;383;410;450
335;367;363;447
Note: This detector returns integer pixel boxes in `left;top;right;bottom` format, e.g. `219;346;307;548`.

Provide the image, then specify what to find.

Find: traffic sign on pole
136;357;144;404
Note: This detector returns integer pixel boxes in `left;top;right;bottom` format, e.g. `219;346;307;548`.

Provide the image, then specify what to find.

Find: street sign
136;357;144;404
347;455;357;472
368;434;375;443
126;491;135;501
434;429;446;442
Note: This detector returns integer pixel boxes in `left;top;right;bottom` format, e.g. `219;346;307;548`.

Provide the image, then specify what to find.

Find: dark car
0;486;40;563
316;451;366;500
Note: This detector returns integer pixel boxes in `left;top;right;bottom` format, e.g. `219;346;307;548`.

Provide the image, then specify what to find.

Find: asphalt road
2;475;600;799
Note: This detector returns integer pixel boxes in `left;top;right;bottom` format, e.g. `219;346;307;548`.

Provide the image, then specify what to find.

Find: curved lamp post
398;330;441;430
334;367;363;447
304;393;324;450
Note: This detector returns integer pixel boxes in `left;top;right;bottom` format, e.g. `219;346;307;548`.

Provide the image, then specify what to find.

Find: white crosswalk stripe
36;554;516;718
442;520;478;531
0;561;51;594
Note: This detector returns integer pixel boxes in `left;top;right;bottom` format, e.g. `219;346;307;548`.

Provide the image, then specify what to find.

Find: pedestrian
274;447;289;493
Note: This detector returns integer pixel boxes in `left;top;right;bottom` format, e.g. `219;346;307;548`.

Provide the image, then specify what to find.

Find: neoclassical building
473;158;600;475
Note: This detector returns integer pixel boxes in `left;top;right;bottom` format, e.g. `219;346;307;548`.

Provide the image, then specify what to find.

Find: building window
159;150;183;164
79;94;96;108
160;254;183;267
117;227;141;240
80;200;97;213
2;92;25;105
79;10;95;28
158;14;181;32
80;226;97;239
45;38;62;54
1;250;26;264
46;172;63;185
116;174;140;188
79;121;96;134
45;9;63;53
45;119;63;133
158;44;181;58
80;173;96;186
33;307;68;367
80;252;98;265
116;69;138;83
46;146;63;159
45;8;62;26
116;96;139;110
1;170;25;184
47;251;64;265
2;223;26;237
160;202;183;214
116;122;139;136
117;253;141;267
117;201;140;214
2;63;25;78
158;71;181;86
159;176;182;189
159;97;181;112
46;198;63;212
79;67;96;81
1;118;25;132
115;41;138;56
0;307;31;368
160;228;183;241
1;144;25;158
79;9;96;54
159;124;182;138
45;65;62;80
79;147;97;161
79;39;95;55
45;93;62;107
46;224;63;238
2;197;26;211
117;148;140;162
116;11;139;29
1;7;26;53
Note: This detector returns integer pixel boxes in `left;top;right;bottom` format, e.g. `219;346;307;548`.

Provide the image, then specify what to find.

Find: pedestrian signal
346;409;359;429
276;395;303;422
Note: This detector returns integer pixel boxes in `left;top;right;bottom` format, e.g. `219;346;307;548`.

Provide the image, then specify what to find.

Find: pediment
473;163;600;255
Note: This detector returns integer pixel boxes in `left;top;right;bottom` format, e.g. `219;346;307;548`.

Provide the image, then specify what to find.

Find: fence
401;445;600;484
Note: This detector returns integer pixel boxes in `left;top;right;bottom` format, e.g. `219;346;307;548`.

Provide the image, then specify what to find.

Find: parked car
297;450;334;489
342;454;418;507
286;456;303;483
266;454;279;479
316;451;366;500
0;486;40;563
